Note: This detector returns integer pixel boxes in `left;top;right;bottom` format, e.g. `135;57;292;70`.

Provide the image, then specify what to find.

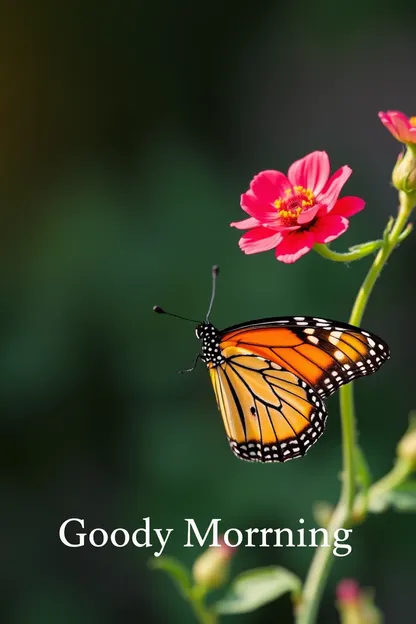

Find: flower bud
336;579;360;607
392;146;416;194
312;501;333;528
336;580;382;624
192;538;236;590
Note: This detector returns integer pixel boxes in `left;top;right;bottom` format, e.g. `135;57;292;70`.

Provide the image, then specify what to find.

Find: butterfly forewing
219;316;390;399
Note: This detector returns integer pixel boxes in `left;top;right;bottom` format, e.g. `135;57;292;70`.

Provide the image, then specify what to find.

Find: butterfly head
195;322;224;366
154;265;223;368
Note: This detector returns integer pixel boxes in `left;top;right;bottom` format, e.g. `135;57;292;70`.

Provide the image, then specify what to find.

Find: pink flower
379;110;416;144
231;151;365;263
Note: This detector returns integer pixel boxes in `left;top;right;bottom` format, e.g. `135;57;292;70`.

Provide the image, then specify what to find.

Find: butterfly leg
178;353;201;374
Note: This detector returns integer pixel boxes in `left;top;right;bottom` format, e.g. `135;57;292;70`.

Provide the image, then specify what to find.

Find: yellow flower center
410;117;416;128
273;186;315;225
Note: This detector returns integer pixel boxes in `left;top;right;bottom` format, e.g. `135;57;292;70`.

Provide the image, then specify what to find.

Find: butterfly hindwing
210;346;328;463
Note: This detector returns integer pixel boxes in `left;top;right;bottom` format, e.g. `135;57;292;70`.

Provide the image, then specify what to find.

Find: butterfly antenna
205;265;219;322
153;305;200;324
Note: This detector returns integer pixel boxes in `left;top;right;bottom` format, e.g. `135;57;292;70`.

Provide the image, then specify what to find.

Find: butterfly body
195;316;390;463
195;323;225;366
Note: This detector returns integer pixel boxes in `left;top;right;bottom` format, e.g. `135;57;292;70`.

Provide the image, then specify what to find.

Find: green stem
339;383;356;512
314;240;384;262
296;505;350;624
296;195;414;624
353;445;372;519
295;458;413;624
189;600;217;624
347;207;412;327
187;587;218;624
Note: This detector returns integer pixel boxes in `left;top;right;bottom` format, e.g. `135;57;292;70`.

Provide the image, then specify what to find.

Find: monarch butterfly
154;266;390;463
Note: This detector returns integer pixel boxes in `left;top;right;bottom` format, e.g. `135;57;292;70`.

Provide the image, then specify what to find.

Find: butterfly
154;266;390;463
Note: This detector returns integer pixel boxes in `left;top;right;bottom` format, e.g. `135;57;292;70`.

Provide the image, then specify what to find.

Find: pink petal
274;231;315;264
330;196;365;218
311;215;349;244
269;223;301;232
233;217;301;233
250;170;292;203
378;110;416;143
238;227;283;255
230;216;261;230
297;203;321;225
287;151;330;196
317;166;352;214
407;127;416;142
379;110;411;125
240;190;277;222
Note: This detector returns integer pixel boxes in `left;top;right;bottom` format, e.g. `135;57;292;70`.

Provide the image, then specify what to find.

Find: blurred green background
1;1;415;622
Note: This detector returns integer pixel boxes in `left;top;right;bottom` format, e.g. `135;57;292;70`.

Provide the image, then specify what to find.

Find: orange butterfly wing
207;316;389;463
210;347;328;462
219;316;390;398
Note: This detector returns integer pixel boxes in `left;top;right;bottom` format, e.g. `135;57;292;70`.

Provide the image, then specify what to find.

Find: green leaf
383;216;394;240
216;566;301;615
371;481;416;513
149;556;192;596
369;495;389;513
398;222;413;243
390;481;416;511
397;480;416;491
